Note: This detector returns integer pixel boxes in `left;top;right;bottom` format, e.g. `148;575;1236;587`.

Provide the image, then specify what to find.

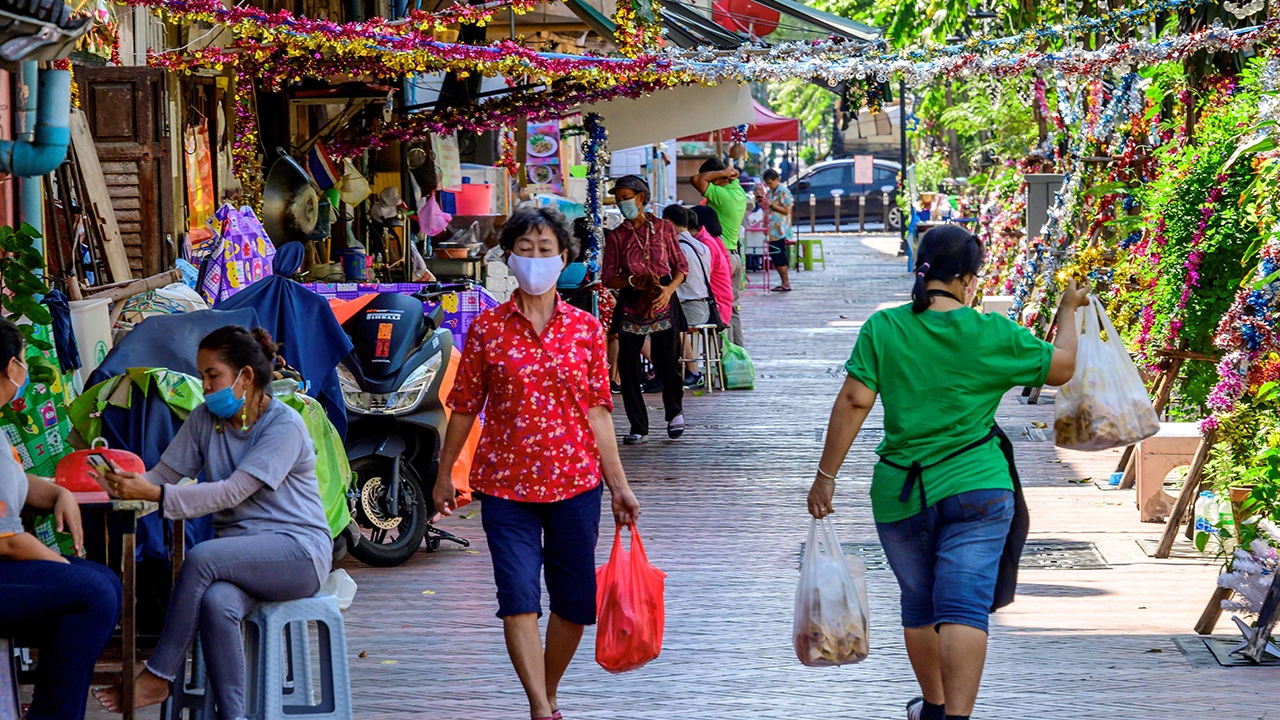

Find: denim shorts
479;484;602;626
875;488;1015;633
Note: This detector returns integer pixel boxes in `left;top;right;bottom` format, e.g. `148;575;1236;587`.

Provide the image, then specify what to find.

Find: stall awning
679;100;799;143
575;82;756;150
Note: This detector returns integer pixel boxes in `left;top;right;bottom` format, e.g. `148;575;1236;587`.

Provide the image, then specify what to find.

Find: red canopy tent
679;100;800;143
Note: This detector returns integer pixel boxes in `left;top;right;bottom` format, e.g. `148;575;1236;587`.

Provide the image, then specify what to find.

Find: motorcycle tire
347;455;429;568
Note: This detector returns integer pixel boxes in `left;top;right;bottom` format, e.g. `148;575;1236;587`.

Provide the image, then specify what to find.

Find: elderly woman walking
806;225;1088;720
435;207;640;720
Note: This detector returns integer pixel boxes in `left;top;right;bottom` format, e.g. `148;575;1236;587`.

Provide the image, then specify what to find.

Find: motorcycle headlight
339;353;442;415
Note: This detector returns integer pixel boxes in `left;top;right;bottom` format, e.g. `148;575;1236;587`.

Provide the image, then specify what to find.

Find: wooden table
74;492;157;720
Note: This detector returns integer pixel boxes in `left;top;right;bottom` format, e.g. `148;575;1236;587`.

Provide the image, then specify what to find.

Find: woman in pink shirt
689;205;733;327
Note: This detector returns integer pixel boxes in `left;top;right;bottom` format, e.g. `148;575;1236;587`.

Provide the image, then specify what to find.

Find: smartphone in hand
86;453;116;478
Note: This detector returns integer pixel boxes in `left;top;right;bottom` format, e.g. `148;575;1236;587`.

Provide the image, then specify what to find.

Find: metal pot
262;147;318;245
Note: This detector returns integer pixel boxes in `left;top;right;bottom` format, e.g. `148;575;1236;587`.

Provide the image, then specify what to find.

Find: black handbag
680;237;727;333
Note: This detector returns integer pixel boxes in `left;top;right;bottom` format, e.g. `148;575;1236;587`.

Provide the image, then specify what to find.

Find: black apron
878;424;1028;611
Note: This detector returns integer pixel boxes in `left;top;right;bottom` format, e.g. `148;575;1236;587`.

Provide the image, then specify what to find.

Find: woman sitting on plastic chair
94;326;332;720
0;319;122;720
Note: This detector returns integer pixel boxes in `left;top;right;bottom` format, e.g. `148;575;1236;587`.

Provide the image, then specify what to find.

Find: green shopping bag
721;339;755;390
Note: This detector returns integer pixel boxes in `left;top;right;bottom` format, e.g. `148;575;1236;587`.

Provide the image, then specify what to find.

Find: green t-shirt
702;180;748;251
844;303;1054;523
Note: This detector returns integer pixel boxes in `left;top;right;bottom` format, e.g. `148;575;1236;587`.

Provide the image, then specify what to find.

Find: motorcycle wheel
346;455;429;568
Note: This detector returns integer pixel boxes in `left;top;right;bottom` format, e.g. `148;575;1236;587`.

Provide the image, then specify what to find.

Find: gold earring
240;404;249;431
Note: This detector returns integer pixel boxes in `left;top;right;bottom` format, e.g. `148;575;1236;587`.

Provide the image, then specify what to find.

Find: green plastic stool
796;237;826;271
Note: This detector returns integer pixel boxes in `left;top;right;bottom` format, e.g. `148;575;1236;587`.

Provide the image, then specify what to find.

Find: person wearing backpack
805;225;1089;720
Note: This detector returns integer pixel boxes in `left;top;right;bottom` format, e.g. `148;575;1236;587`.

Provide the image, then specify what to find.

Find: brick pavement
84;233;1278;720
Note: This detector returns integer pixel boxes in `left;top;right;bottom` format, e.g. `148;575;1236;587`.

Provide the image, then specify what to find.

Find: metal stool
245;595;352;719
681;324;725;392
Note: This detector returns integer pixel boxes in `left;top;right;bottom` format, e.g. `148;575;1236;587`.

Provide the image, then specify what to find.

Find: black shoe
683;373;704;389
642;378;664;394
623;434;648;445
667;414;685;439
610;381;623;394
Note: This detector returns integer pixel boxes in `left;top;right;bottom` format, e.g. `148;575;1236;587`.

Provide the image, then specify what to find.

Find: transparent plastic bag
793;518;869;667
320;569;358;610
1054;297;1160;451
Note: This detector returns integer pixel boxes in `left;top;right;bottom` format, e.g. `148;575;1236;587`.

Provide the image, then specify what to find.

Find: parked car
789;158;902;231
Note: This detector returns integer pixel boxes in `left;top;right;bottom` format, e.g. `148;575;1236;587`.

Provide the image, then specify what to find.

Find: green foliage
768;79;836;135
913;153;950;193
1109;85;1266;415
1205;385;1280;560
799;145;818;164
0;224;56;413
936;77;1039;165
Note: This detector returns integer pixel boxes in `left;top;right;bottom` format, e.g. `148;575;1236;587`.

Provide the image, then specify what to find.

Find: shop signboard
433;132;463;190
525;120;563;195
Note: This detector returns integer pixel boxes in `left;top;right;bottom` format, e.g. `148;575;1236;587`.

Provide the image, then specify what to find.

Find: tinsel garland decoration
120;0;542;37
232;72;263;212
665;19;1280;86
149;37;683;90
497;126;519;179
1203;234;1280;423
611;0;663;58
581;113;609;275
1009;71;1140;324
1219;528;1280;615
326;76;686;157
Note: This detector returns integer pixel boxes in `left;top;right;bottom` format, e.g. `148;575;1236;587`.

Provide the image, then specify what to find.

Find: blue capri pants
876;488;1014;633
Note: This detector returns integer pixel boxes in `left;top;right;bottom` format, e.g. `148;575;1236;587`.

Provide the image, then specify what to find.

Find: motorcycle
336;283;472;567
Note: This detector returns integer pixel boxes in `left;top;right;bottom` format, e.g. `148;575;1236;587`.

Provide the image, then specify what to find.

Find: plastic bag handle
803;516;844;562
612;522;651;566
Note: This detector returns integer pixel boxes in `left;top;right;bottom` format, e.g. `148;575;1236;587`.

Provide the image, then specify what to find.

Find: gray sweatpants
146;534;321;720
729;249;745;346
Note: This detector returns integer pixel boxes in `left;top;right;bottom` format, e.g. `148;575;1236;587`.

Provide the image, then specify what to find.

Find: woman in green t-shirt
806;225;1089;720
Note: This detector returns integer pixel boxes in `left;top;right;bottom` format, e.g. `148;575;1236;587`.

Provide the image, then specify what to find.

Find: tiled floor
86;233;1277;720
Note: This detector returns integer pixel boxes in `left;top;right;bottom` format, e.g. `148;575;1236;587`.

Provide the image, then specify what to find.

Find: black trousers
618;328;684;436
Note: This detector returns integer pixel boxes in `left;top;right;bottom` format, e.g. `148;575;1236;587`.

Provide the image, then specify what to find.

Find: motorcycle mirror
424;303;445;332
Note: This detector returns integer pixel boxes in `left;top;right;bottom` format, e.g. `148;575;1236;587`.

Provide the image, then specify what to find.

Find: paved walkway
335;234;1276;719
77;234;1276;720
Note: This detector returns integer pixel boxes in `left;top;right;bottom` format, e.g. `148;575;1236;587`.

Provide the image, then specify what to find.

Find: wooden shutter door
75;67;173;277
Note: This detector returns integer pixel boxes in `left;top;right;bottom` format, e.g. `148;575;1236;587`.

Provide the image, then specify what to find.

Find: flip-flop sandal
553;713;563;720
772;285;793;292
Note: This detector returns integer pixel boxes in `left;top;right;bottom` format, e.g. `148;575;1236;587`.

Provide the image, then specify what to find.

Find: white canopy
576;82;755;150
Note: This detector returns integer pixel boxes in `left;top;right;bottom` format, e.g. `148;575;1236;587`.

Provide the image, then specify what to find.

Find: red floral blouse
447;295;612;502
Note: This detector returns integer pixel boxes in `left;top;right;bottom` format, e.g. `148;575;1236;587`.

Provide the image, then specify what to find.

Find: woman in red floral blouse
435;207;640;720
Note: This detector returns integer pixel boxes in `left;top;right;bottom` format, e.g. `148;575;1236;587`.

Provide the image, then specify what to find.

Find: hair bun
251;327;280;362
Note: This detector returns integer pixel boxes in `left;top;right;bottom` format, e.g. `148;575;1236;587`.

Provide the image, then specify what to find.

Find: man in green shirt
692;158;749;344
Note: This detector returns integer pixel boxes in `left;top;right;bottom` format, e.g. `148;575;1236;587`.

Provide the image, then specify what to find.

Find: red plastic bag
595;523;666;674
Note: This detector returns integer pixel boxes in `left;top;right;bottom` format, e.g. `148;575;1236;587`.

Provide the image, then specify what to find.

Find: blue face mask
205;369;246;419
8;361;27;401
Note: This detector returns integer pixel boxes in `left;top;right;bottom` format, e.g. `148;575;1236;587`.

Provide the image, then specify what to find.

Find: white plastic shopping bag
794;517;870;667
1054;296;1160;451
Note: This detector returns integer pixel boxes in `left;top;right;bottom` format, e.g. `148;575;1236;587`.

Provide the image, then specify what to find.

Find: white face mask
507;253;565;296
